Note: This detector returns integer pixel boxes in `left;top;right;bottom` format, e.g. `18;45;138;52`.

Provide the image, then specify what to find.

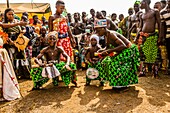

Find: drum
86;68;99;79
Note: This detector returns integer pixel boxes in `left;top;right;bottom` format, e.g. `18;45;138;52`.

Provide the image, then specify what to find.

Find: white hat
90;34;99;44
47;31;58;39
94;19;107;28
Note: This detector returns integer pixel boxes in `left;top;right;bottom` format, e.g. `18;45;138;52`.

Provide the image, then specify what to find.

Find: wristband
98;54;103;58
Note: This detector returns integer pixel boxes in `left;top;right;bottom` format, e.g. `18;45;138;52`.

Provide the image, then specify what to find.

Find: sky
1;0;159;17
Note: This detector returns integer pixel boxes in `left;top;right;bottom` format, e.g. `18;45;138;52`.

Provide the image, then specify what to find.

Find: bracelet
98;54;103;58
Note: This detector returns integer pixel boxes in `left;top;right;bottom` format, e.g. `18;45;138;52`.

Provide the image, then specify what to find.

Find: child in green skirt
31;31;77;89
85;34;104;86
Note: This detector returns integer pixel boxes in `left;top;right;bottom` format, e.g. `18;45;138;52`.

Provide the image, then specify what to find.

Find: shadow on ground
138;74;170;107
11;82;75;113
78;85;143;113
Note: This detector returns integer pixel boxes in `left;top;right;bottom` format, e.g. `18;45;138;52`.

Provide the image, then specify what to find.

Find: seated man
31;31;77;90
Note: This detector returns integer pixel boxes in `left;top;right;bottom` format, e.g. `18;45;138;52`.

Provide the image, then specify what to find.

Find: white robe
0;48;21;101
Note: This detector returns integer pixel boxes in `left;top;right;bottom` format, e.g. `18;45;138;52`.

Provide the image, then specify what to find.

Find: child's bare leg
138;61;146;76
72;74;77;86
53;77;59;86
86;76;91;86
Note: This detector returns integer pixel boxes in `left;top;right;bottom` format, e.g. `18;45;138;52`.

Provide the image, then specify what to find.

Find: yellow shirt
30;23;42;34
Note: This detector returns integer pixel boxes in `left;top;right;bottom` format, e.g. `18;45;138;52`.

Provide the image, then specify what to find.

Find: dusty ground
0;71;170;113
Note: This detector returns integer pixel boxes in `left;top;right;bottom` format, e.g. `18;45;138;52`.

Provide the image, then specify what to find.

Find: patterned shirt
160;8;170;38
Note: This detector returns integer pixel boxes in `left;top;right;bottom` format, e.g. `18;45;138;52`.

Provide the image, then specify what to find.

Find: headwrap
90;34;99;44
94;19;107;28
90;34;101;48
134;0;141;5
47;31;58;40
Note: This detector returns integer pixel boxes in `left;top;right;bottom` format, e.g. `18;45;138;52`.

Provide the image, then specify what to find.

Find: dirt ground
0;71;170;113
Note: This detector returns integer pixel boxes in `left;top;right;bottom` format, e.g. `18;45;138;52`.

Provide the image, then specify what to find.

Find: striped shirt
160;8;170;38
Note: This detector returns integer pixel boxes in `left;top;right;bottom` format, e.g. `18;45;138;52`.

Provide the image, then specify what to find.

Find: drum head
86;68;99;79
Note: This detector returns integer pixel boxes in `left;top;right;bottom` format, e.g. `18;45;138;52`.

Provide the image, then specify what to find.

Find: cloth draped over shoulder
53;17;73;61
0;48;21;100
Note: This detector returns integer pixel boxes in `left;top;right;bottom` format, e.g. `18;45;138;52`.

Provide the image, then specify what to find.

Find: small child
85;35;101;65
79;25;93;69
80;25;93;48
85;34;104;86
39;27;48;50
32;26;48;57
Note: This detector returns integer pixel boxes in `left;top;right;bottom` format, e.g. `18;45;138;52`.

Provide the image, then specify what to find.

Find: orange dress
53;18;73;61
0;27;8;44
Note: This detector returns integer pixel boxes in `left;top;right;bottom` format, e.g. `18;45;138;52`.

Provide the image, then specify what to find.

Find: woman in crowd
2;8;30;79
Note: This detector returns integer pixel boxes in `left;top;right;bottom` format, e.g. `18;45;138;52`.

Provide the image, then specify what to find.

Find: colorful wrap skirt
101;44;140;86
57;37;73;61
30;62;77;88
137;32;158;63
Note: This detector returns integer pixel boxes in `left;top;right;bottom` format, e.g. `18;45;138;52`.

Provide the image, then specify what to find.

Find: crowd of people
0;0;169;101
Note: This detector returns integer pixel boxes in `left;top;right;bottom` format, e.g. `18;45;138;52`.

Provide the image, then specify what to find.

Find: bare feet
72;81;78;87
138;72;145;77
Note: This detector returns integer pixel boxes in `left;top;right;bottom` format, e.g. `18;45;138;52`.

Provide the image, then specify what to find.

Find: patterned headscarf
94;19;107;28
47;31;58;40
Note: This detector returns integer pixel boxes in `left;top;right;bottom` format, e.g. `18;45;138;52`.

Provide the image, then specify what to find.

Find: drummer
31;31;77;90
85;34;104;86
94;18;139;87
